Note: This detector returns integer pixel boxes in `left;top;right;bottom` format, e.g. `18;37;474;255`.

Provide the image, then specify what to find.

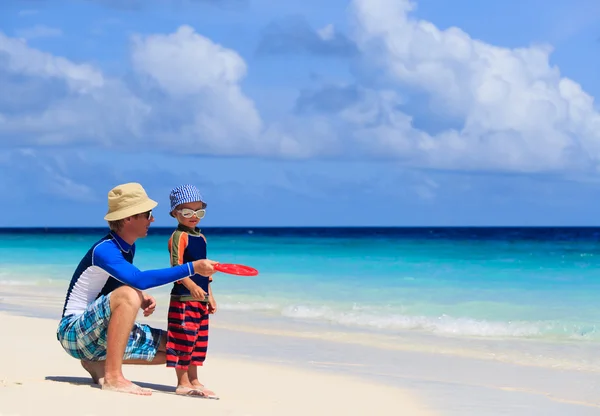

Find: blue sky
1;0;600;227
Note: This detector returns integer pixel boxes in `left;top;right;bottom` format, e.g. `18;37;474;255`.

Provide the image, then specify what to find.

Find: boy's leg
166;299;204;396
187;366;215;397
190;311;209;369
189;305;217;398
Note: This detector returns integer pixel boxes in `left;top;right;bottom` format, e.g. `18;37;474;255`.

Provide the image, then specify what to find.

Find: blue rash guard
168;224;211;296
61;231;195;318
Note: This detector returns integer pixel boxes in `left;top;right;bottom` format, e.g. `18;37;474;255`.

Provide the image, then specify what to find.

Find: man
56;182;218;396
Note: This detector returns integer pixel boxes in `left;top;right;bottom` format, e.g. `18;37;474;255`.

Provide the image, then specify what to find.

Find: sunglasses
138;210;153;220
177;208;206;219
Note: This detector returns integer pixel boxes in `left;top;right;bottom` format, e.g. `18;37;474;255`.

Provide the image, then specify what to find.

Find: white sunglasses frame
177;208;206;219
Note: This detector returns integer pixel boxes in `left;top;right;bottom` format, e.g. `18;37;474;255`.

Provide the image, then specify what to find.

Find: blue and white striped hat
169;184;206;216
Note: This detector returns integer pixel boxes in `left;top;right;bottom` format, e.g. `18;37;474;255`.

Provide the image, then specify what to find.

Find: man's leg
122;333;167;364
80;361;105;385
80;323;167;385
102;285;152;395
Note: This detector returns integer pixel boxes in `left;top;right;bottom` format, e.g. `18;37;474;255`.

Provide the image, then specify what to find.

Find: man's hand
141;293;156;317
190;284;207;301
192;259;218;277
208;295;217;314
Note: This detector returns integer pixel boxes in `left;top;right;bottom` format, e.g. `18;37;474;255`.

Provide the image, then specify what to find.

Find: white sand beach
2;285;600;416
0;312;433;416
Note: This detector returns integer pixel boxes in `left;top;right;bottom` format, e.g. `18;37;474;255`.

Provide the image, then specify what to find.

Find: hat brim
104;199;158;221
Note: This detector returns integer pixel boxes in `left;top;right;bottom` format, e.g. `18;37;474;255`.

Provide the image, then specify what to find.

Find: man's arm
93;241;195;290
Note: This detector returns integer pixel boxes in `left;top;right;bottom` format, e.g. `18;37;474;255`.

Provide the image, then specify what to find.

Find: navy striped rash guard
61;231;195;318
168;224;211;296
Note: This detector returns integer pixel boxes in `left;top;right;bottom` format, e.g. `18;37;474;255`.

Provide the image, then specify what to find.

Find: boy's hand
208;295;217;314
190;285;207;301
141;293;156;317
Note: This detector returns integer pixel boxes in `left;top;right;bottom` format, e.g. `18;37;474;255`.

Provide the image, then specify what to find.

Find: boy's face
175;201;206;228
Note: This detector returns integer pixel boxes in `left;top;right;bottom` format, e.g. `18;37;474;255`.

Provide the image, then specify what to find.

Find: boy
165;184;218;399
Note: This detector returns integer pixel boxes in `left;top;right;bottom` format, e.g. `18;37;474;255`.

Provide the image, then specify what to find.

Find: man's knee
109;286;143;311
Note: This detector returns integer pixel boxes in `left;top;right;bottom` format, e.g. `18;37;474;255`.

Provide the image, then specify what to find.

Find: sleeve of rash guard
93;241;194;290
170;232;187;266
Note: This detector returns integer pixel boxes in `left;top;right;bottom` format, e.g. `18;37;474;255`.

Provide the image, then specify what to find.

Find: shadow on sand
44;376;177;394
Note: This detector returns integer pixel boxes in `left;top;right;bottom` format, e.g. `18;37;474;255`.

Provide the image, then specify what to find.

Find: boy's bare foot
190;380;203;388
190;381;218;399
80;360;105;385
102;378;152;396
176;386;209;397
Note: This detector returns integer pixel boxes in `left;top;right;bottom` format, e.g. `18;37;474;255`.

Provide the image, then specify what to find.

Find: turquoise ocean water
2;227;600;370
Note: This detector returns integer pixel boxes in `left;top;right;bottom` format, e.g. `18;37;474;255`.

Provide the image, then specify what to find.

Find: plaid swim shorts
56;293;165;362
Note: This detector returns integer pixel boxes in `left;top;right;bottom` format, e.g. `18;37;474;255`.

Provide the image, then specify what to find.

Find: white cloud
344;0;600;173
0;33;103;92
129;25;264;153
131;25;247;95
0;33;150;147
1;1;600;175
0;26;275;155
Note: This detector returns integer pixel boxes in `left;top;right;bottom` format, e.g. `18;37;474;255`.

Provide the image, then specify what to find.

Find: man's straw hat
104;182;158;221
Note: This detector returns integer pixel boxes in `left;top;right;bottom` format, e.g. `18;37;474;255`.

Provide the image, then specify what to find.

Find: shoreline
2;286;600;414
2;283;600;375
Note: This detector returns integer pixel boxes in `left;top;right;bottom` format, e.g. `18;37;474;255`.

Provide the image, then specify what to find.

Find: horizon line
2;225;600;229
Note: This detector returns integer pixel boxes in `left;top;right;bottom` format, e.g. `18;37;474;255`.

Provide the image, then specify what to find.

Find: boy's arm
180;276;199;290
199;233;213;284
200;232;216;311
207;282;217;313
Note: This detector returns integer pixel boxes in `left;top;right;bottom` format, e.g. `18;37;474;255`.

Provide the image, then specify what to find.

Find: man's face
129;210;154;238
175;202;206;228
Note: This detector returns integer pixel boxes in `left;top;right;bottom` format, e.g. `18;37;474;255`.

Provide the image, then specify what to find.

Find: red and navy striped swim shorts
166;299;210;369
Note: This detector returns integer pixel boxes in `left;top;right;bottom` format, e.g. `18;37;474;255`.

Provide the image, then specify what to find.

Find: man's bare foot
102;378;152;396
80;360;105;385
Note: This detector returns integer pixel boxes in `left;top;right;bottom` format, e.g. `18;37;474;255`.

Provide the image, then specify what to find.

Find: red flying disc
214;263;259;276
